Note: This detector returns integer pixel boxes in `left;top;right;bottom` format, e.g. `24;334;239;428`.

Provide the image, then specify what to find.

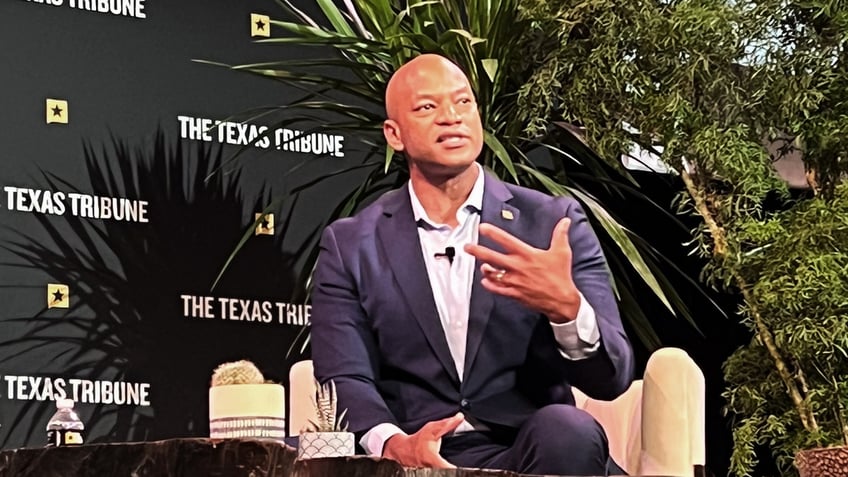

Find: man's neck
410;164;479;227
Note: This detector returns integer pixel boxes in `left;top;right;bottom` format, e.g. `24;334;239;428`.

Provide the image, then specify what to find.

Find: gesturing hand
382;413;464;468
464;217;581;323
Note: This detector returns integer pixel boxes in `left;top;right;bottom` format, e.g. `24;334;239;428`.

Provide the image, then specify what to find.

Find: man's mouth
437;133;468;145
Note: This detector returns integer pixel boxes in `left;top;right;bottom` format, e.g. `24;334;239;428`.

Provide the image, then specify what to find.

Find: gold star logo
46;99;69;124
47;284;70;309
255;213;274;236
250;13;271;38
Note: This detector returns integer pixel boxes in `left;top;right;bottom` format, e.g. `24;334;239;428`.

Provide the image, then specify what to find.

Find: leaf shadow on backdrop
0;129;304;447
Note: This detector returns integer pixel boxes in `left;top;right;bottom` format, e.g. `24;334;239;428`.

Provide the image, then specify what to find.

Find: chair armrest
288;360;317;436
640;347;706;477
574;347;705;477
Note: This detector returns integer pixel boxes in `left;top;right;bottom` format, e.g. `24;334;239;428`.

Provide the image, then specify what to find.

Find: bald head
381;53;483;175
385;54;472;120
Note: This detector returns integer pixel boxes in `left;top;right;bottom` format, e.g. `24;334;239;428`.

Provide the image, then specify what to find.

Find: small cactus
210;359;265;387
304;379;348;432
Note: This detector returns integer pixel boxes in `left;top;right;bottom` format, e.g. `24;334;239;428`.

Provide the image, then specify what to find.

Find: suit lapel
463;174;517;384
376;188;460;384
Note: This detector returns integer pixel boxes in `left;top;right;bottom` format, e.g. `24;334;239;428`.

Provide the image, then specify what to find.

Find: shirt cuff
549;291;601;360
359;422;405;456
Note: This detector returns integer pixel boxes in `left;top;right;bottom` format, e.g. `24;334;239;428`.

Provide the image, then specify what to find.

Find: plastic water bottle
46;398;85;446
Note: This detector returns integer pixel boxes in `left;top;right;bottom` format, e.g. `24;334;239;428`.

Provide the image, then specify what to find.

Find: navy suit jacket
311;172;634;437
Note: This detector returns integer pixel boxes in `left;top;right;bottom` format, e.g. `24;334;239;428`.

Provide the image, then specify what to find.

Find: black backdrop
0;0;371;447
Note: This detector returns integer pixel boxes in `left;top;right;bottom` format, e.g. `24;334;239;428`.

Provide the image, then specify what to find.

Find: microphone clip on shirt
434;246;455;265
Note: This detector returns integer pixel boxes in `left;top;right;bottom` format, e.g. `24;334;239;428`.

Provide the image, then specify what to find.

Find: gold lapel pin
501;209;514;220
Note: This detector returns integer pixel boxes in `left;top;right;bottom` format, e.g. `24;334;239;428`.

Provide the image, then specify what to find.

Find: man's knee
518;404;608;474
524;404;605;444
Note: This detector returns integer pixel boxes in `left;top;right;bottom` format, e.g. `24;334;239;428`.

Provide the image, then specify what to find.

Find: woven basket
796;445;848;477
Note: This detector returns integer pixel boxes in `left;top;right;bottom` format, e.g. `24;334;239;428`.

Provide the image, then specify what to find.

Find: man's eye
419;104;435;110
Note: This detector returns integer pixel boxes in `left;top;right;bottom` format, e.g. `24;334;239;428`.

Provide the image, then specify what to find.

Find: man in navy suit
310;54;634;475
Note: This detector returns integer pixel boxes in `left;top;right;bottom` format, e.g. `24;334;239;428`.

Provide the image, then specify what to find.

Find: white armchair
288;347;705;477
571;347;706;477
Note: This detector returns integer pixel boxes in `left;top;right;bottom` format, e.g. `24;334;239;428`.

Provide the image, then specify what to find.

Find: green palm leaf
201;0;721;349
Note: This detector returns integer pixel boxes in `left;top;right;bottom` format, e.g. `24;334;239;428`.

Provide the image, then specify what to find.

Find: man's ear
383;119;405;152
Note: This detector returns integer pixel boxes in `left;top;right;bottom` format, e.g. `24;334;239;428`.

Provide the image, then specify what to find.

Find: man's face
383;56;484;178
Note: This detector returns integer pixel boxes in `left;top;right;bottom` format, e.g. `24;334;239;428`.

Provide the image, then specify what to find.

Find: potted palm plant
202;0;718;353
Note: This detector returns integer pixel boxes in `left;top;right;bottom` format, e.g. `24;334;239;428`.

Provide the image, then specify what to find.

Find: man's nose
436;104;462;124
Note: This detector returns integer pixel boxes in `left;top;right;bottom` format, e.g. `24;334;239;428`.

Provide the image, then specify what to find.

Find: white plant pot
297;431;355;459
208;383;286;442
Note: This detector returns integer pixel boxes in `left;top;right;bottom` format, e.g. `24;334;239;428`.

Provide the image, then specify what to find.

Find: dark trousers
440;404;624;476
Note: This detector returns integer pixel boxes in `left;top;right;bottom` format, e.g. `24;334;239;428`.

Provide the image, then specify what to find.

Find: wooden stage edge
0;437;643;477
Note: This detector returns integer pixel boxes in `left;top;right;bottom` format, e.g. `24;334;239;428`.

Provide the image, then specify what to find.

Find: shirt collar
408;163;485;226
